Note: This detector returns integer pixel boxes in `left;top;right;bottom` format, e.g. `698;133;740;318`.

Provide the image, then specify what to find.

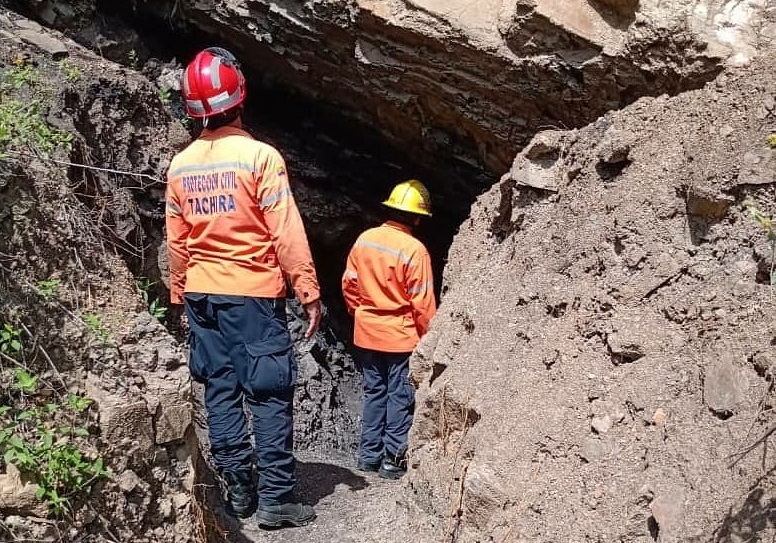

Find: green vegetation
36;278;61;301
57;58;81;83
0;62;74;160
0;370;108;516
0;98;74;157
3;61;38;90
158;86;172;104
136;277;167;322
768;133;776;149
0;323;22;355
81;312;110;343
746;201;776;286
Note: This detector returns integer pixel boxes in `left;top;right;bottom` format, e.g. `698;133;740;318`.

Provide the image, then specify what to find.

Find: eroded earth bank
0;0;775;542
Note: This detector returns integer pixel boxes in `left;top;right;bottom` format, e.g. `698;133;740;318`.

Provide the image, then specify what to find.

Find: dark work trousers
184;294;297;507
356;348;415;464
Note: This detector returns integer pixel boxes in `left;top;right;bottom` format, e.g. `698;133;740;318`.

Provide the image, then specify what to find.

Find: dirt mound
409;51;776;542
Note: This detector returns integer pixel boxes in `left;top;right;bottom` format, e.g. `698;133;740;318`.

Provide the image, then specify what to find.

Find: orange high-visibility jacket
342;221;436;353
165;126;320;305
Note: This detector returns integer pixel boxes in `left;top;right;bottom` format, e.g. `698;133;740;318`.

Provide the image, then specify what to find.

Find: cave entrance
105;8;492;336
83;6;493;455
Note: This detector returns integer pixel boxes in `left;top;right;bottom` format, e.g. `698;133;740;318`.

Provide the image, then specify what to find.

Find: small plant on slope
81;312;110;343
0;62;73;162
0;371;109;516
36;278;60;301
57;58;81;83
0;323;22;356
746;201;776;286
136;277;168;322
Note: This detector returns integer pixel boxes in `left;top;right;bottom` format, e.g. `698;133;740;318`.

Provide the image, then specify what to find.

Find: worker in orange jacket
341;180;437;479
166;47;319;528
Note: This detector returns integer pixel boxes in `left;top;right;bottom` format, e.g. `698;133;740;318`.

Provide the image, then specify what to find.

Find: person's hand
302;299;321;339
180;311;189;334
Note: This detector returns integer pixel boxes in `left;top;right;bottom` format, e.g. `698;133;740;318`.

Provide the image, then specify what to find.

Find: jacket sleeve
406;246;437;338
257;148;321;304
165;180;190;305
341;246;359;316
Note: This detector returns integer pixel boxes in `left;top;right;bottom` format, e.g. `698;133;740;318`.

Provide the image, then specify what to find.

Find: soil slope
409;51;776;542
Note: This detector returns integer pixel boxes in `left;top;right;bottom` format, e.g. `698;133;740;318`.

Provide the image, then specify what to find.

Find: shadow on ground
294;460;369;505
203;458;369;542
715;485;776;542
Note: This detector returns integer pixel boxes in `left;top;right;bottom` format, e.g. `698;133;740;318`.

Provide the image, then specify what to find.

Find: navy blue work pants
184;294;297;506
356;348;415;464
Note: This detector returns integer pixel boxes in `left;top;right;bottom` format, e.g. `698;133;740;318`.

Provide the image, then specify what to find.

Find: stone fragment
153;395;191;445
158;498;173;519
597;141;631;164
636;484;654;506
606;309;684;362
95;395;155;460
650;488;685;539
587;382;605;401
172;492;190;510
463;464;511;530
157;345;184;370
118;470;142;493
13;18;43;31
685;188;734;219
16;29;68;59
524;131;564;160
606;332;645;363
591;398;618;415
704;357;748;416
752;351;774;376
652;408;668;426
591;414;612;434
737;150;776;186
580;438;610;462
0;464;47;516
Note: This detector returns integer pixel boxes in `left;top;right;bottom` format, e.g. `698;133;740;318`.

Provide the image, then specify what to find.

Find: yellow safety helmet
382;180;432;217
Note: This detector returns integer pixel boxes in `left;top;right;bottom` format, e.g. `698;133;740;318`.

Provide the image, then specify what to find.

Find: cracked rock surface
409;50;776;542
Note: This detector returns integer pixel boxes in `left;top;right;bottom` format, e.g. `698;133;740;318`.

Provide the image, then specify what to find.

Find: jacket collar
200;125;250;140
383;220;412;234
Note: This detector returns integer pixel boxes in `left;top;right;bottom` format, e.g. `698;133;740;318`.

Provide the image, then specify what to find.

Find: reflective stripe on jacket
165;126;320;305
341;221;436;352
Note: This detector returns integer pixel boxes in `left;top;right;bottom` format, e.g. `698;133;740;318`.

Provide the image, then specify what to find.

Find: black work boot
378;452;406;480
222;471;257;519
255;502;316;528
356;458;382;473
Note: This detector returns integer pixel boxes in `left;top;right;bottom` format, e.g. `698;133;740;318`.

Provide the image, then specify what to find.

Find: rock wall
0;12;367;540
11;0;772;182
0;13;195;542
408;50;776;542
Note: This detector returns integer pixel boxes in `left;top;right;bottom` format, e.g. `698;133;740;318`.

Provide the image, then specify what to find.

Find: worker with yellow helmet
341;179;437;479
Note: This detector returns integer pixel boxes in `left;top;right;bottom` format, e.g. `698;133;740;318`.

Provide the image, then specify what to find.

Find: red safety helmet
181;47;246;118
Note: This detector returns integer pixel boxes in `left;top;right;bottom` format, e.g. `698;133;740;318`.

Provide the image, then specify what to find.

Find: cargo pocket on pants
396;375;416;412
240;340;296;396
188;333;208;384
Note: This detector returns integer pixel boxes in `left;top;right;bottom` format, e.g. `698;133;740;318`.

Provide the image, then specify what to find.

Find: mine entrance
84;5;494;455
